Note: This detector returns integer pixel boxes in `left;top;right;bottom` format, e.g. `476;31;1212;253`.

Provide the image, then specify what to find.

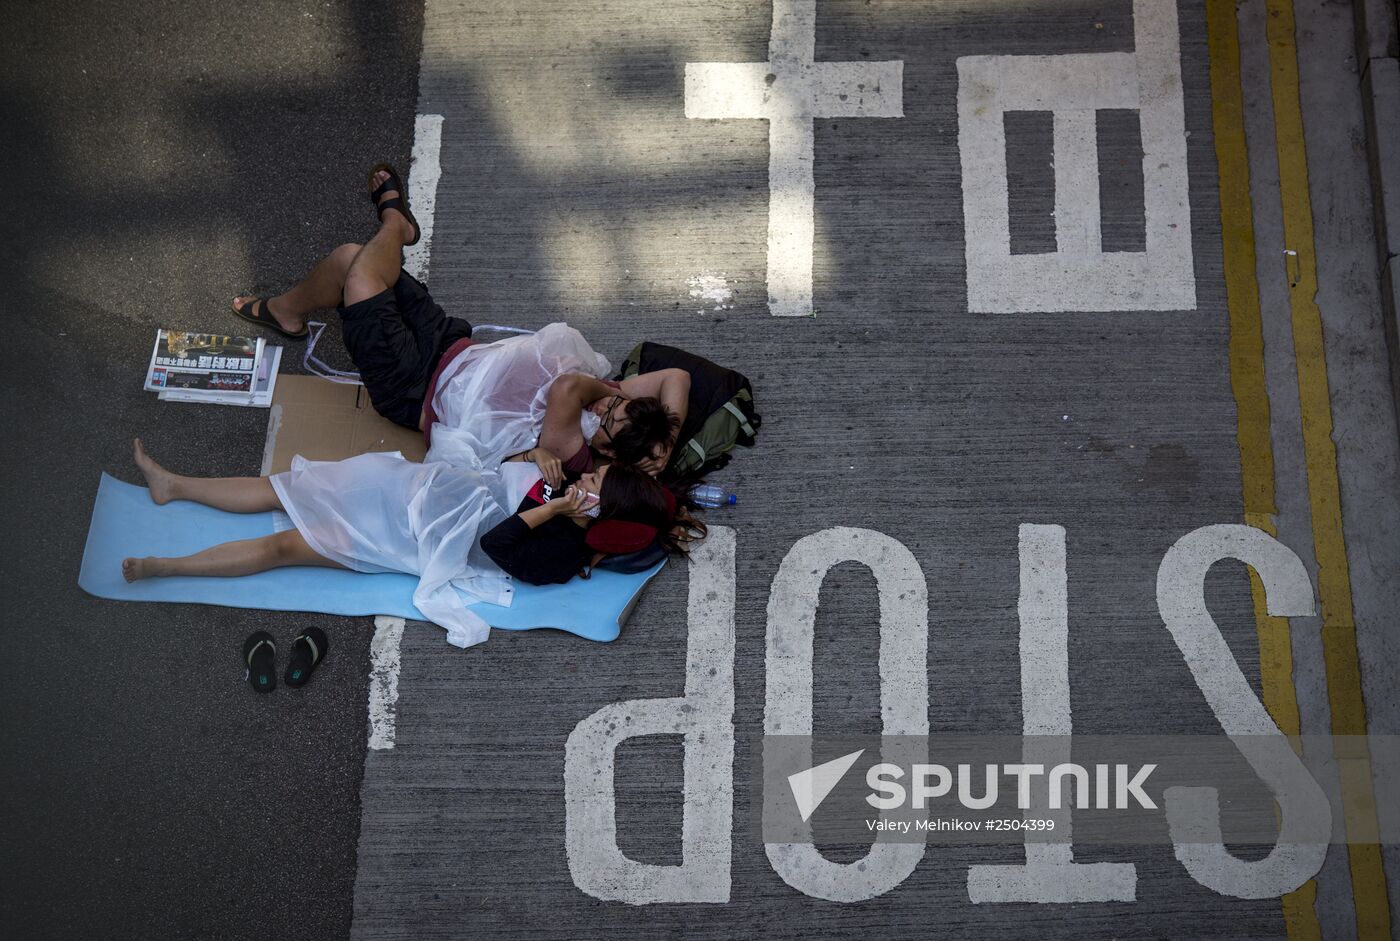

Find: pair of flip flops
243;628;328;694
232;161;420;341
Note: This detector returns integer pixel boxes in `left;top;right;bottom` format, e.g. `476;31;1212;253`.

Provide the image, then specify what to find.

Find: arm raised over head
535;372;615;462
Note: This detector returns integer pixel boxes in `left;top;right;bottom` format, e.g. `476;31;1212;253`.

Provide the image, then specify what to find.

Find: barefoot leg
169;475;281;514
133;438;282;513
124;529;343;581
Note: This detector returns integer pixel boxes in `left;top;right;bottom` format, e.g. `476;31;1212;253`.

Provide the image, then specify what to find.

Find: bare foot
133;438;178;505
122;557;160;582
232;294;303;335
369;169;416;243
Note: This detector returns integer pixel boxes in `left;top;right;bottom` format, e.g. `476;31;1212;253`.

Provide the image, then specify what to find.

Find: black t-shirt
479;496;591;585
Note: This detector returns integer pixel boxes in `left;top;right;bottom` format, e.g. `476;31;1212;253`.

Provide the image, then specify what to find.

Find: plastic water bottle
689;484;737;508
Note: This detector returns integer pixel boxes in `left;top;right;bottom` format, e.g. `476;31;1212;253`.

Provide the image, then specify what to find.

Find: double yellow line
1207;0;1391;937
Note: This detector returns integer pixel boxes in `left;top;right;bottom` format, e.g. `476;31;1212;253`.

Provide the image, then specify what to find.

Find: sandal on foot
243;631;278;694
231;296;309;340
284;627;328;688
367;162;421;246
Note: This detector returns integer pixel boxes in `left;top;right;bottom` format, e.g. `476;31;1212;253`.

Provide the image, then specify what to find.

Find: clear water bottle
689;484;737;508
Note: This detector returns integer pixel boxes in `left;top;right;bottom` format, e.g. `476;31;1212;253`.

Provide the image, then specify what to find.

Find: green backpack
616;342;761;480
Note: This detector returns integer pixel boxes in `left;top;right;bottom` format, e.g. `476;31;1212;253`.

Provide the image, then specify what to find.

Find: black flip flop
243;631;278;694
231;296;309;340
284;627;328;688
367;162;421;246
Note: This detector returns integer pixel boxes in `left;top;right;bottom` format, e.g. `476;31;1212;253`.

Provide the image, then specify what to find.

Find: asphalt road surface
4;1;1399;939
2;1;425;937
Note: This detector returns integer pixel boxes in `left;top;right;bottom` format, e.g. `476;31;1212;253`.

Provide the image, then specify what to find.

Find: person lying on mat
230;163;690;480
478;460;702;586
120;439;694;648
425;327;688;481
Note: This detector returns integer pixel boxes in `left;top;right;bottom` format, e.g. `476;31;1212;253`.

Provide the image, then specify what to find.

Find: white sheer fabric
426;322;611;469
270;452;514;648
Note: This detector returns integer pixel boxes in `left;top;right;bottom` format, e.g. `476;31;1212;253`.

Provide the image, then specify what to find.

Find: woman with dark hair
118;438;697;648
480;461;703;585
423;327;689;482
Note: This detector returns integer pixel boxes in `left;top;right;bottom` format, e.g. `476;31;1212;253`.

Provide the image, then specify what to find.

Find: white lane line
364;113;443;752
368;616;406;750
685;1;904;316
403;113;445;283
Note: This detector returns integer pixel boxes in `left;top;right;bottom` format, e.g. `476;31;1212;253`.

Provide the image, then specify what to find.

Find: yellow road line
1262;0;1392;936
1203;2;1318;936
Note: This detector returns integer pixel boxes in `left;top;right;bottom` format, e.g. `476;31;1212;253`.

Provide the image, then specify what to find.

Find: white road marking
1156;525;1330;898
685;0;903;316
967;525;1137;903
686;273;736;312
564;528;736;904
403;113;445;283
957;0;1195;312
368;616;406;750
1053;111;1103;257
764;527;928;902
362;113;443;752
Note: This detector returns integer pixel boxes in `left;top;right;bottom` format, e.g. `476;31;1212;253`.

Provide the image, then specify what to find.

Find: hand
637;445;672;477
529;446;564;489
552;485;597;520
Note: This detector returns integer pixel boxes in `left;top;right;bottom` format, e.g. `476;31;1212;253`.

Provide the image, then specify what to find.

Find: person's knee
268;530;305;565
330;242;362;287
332;242;362;273
343;270;385;307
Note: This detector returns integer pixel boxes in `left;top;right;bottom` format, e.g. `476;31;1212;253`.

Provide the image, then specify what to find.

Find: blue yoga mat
78;474;663;642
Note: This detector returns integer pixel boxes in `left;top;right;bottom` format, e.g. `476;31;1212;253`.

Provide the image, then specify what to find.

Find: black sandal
284;627;328;688
231;296;309;340
367;162;421;246
243;631;278;694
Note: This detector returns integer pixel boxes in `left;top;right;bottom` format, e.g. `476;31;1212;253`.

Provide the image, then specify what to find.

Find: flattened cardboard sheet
262;375;426;475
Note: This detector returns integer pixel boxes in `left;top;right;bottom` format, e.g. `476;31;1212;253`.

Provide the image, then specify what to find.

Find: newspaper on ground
144;330;281;407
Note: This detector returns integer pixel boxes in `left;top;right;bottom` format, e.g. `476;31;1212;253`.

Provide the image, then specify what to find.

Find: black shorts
339;269;472;429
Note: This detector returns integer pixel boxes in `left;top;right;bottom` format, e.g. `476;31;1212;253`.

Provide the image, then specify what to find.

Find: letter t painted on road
685;0;903;316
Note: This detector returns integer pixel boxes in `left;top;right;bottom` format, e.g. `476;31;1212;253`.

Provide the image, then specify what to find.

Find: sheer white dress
271;452;513;648
425;322;611;469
